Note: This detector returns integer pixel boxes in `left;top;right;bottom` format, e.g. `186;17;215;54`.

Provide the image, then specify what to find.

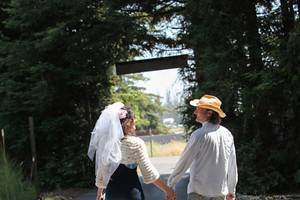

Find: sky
135;68;184;104
129;14;192;104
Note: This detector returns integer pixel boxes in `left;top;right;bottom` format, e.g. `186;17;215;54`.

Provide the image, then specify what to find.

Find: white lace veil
87;102;125;187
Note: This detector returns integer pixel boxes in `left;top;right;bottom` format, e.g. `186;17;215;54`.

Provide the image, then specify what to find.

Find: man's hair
207;109;221;124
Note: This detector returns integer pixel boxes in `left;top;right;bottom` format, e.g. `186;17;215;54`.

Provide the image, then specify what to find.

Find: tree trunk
243;0;269;140
297;0;300;15
280;0;295;37
244;0;263;72
28;116;39;187
289;0;295;19
194;50;204;87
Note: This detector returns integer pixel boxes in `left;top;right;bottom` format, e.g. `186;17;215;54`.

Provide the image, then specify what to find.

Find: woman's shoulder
121;136;145;148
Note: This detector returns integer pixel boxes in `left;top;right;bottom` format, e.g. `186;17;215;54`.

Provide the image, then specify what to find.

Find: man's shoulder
220;125;232;133
219;125;234;139
191;127;207;139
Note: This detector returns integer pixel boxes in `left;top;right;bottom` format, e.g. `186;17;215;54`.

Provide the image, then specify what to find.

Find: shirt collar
201;121;209;126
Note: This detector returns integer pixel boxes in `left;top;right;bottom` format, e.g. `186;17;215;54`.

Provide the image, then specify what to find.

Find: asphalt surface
75;156;189;200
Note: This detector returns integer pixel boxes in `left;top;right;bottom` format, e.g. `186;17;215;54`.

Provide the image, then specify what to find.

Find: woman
88;102;176;200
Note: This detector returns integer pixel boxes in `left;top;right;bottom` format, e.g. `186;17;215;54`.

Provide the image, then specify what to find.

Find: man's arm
228;143;238;195
168;131;201;188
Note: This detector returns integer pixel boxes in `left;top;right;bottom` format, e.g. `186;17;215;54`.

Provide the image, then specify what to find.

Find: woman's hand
153;178;176;200
96;187;104;200
165;187;176;200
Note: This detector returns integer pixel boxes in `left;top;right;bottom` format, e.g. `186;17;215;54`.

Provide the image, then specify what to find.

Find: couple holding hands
88;95;238;200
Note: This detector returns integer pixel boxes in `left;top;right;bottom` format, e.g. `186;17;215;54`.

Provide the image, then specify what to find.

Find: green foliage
1;0;299;193
237;138;285;194
111;74;168;134
0;153;37;200
236;139;262;194
295;170;300;184
0;0;174;189
179;0;300;194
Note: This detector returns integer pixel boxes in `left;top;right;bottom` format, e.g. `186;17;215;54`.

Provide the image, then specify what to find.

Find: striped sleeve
95;174;106;189
135;140;160;184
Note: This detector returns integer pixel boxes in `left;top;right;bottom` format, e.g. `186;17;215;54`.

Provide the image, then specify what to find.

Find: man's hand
226;192;235;200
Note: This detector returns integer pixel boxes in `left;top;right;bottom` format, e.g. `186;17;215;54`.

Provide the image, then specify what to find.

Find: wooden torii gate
115;54;188;75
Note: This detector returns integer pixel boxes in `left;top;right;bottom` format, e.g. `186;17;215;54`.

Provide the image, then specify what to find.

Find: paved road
150;156;182;175
75;156;189;200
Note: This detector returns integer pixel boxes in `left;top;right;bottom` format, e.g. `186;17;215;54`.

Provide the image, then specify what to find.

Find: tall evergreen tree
0;0;176;188
179;0;300;193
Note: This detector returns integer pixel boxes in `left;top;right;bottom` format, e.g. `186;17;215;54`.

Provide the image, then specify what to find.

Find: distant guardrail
139;133;186;144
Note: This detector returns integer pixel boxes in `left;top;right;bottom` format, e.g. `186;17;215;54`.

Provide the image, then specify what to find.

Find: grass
40;193;71;200
39;188;91;200
41;193;69;200
0;152;37;200
145;140;186;157
168;127;185;134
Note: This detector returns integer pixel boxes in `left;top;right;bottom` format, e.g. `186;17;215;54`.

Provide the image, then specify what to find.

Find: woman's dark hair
120;106;134;135
207;110;221;124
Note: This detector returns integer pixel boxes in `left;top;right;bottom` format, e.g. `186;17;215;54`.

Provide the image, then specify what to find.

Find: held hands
96;187;104;200
153;178;176;200
165;187;176;200
226;192;235;200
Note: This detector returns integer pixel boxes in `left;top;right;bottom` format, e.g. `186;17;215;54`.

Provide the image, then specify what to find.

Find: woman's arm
133;138;176;199
96;187;104;200
95;174;106;200
153;178;176;200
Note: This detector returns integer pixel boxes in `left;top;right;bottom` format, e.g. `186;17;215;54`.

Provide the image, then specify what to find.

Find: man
168;95;238;200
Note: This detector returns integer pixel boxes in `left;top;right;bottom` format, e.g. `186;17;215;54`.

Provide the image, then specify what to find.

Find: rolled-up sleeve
168;131;200;188
136;141;160;184
95;173;106;188
228;144;238;193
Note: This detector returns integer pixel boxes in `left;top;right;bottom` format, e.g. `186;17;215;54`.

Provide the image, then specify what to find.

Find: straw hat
190;95;226;118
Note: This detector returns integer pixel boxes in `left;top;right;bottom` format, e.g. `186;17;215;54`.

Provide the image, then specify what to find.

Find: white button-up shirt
168;122;238;197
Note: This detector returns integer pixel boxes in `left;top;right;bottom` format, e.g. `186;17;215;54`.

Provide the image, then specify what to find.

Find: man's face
193;107;210;123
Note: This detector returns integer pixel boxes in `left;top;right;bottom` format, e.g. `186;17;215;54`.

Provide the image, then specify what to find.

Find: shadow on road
143;173;189;200
75;156;189;200
75;173;189;200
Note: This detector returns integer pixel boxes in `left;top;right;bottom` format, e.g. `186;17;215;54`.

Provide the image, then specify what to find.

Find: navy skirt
105;164;145;200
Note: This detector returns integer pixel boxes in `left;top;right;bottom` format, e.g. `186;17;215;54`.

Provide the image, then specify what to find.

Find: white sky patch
135;68;184;103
